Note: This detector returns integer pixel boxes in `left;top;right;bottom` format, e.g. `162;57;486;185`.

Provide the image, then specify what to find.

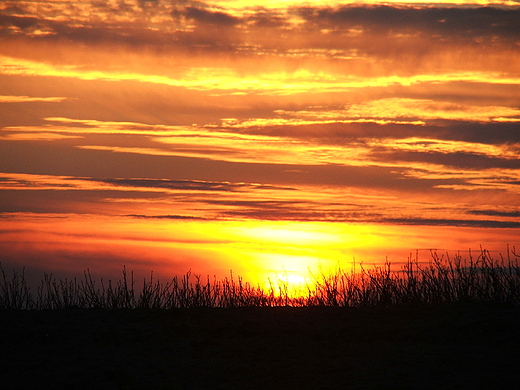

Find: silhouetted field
1;302;519;389
1;249;520;389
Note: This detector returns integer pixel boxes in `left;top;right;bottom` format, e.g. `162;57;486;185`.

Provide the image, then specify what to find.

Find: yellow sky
0;0;519;288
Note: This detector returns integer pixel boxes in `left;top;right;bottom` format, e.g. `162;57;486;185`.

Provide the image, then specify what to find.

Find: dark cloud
90;178;289;192
467;209;520;218
299;5;520;41
237;122;442;145
181;6;240;26
127;213;204;220
2;3;518;56
0;189;162;214
0;3;28;17
218;205;381;223
0;14;40;31
0;141;464;191
0;14;149;45
230;117;520;157
383;218;520;229
0;14;59;40
0;176;74;189
246;9;287;28
444;122;520;145
370;149;520;170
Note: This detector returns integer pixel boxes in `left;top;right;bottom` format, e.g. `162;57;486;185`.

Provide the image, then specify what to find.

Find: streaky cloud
126;213;205;220
467;209;520;218
0;95;68;103
299;5;520;40
90;177;293;192
369;149;520;170
383;218;520;229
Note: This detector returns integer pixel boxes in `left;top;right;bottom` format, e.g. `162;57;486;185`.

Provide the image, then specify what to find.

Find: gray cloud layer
2;3;519;54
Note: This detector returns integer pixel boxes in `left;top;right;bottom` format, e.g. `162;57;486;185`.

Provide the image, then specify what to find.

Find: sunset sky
1;0;519;287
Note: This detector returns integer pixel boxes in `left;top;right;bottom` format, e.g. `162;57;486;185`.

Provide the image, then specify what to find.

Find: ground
1;302;519;389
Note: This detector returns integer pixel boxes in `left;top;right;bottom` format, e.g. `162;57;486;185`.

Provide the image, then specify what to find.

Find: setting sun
1;0;519;292
1;3;519;388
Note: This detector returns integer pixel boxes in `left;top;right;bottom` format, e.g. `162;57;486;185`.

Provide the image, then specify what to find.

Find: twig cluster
309;247;520;307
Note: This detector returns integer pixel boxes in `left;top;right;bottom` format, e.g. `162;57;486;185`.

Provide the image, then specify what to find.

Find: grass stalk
1;247;519;310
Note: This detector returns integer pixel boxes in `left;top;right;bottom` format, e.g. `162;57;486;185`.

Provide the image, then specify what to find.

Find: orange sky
1;0;519;288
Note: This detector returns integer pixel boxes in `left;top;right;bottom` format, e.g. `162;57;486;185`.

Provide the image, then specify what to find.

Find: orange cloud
345;98;520;122
1;1;519;285
0;95;68;103
2;54;519;96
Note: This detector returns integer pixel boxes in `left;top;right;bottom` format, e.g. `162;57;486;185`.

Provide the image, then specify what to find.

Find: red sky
1;0;519;287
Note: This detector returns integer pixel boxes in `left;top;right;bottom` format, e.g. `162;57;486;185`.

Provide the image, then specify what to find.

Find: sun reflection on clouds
345;98;520;123
2;55;519;96
3;113;519;195
1;0;519;287
370;137;519;160
0;95;68;103
200;221;392;289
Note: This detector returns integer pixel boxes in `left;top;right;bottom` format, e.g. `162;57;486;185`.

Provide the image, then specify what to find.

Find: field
1;249;520;389
2;303;520;389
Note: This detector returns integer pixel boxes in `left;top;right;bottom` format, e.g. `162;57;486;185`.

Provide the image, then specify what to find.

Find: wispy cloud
1;2;519;99
2;111;519;197
467;209;520;218
0;95;68;103
1;1;519;283
383;217;520;229
2;55;518;95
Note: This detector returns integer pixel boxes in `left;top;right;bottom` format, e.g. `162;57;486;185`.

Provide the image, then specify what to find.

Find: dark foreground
1;302;519;389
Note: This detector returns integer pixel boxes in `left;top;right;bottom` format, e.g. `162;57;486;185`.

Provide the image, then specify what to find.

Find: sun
221;221;372;294
247;252;322;295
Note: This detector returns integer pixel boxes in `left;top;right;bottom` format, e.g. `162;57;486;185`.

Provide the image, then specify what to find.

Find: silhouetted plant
1;246;519;310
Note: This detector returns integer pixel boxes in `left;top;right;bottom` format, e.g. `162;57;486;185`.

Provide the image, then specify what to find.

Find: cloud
205;198;384;222
90;177;290;192
299;5;520;42
440;122;520;145
174;6;240;26
0;14;42;34
383;217;520;229
0;95;68;103
370;149;520;170
0;132;79;141
126;213;204;220
261;98;520;126
467;209;520;218
3;118;518;196
3;52;517;96
1;1;519;235
342;98;520;123
2;3;519;63
9;174;288;194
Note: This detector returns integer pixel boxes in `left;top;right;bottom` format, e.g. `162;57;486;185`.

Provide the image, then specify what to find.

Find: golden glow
1;0;519;293
0;95;68;103
213;1;517;7
1;212;514;294
3;114;520;196
2;55;519;95
371;137;519;159
345;98;520;122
